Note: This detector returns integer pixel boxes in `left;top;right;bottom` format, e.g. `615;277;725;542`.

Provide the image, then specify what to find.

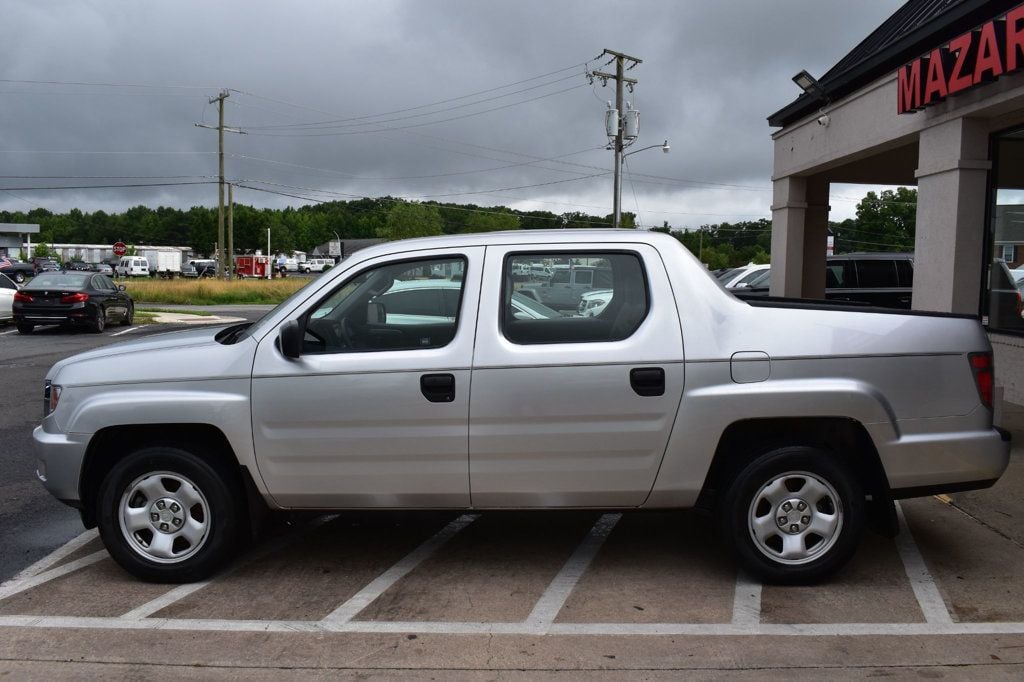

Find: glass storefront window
986;128;1024;333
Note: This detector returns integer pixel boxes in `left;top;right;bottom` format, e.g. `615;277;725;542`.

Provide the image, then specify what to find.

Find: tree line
1;187;916;267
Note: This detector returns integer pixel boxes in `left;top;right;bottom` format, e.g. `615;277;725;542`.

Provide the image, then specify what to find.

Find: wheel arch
697;416;894;535
79;423;265;529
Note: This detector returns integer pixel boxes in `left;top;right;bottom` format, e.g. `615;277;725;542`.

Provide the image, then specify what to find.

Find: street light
613;140;669;228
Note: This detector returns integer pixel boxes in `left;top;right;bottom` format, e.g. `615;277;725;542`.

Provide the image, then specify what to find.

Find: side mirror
279;319;304;359
366;301;386;324
118;284;126;291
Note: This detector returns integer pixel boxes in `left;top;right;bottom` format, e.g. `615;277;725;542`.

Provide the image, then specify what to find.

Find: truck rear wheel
97;446;244;582
723;446;864;584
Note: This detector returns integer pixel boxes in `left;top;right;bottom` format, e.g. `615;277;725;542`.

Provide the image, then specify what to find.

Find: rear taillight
60;292;89;303
14;291;33;303
969;352;994;411
1017;290;1022;316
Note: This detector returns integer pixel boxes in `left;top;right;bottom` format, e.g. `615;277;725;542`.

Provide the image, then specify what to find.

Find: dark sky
1;0;905;228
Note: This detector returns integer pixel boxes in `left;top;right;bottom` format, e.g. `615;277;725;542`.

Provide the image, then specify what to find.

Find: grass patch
123;278;309;305
137;307;215;316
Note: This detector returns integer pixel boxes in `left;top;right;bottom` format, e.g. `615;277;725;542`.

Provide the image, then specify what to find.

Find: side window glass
855;260;898;288
504;252;648;344
896;259;913;287
304;256;466;354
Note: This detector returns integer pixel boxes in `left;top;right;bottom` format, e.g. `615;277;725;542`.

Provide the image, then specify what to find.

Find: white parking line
120;515;338;620
731;571;763;625
6;529;98;582
0;551;108;603
525;512;621;630
894;501;954;625
321;514;478;626
3;615;1024;637
110;326;139;336
0;328;18;336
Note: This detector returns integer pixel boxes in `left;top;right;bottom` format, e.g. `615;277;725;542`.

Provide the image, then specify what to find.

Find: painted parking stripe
894;501;954;625
0;551;108;603
731;571;763;625
110;326;139;337
6;529;98;583
4;615;1024;637
525;512;621;630
120;515;337;620
321;514;478;626
0;328;17;336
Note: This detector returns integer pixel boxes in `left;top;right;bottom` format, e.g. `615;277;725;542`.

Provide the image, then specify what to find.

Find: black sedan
13;271;134;334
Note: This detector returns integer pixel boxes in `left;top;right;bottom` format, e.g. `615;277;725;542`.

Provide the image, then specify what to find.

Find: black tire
12;272;25;284
97;446;243;582
121;303;134;326
92;307;106;333
16;322;33;334
722;446;864;585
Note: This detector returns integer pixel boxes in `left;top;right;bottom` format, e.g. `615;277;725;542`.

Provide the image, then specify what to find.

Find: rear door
469;243;685;507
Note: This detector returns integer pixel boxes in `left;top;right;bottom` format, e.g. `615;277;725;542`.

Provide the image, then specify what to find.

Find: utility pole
228;183;234;278
195;90;244;279
591;49;641;229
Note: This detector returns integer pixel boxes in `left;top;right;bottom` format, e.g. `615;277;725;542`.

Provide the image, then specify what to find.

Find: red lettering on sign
897;59;922;113
923;50;948;104
947;32;976;94
974;20;1006;83
1007;6;1024;71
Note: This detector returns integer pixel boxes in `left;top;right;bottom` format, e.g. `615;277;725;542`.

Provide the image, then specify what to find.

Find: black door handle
421;373;456;403
630;367;665;397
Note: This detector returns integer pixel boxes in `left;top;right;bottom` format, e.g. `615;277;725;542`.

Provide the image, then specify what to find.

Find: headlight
43;381;62;416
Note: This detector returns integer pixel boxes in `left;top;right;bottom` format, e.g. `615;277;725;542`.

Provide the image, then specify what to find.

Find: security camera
816;113;831;127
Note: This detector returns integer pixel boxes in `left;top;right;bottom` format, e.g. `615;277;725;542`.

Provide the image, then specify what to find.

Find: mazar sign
897;4;1024;114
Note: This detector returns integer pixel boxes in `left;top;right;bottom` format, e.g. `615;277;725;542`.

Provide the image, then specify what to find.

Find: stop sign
113;242;127;257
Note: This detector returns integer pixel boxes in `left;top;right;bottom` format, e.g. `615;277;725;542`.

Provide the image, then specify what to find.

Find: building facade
769;0;1024;401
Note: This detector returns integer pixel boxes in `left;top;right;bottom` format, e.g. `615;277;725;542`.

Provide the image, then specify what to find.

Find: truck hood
47;325;257;387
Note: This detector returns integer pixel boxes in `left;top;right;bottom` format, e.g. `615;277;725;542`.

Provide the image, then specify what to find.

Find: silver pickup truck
33;230;1010;584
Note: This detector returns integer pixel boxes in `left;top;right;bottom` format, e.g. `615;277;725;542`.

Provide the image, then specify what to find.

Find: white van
301;258;333;273
116;256;150;277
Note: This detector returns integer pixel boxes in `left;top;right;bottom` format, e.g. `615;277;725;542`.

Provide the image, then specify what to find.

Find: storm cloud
0;0;904;228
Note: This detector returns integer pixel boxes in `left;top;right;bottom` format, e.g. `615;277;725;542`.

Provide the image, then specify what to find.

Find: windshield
716;267;743;282
747;270;770;288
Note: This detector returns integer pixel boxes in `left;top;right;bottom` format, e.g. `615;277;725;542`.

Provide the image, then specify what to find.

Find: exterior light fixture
792;70;820;94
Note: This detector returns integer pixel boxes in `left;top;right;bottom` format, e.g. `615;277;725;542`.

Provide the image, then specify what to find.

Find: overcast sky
0;0;906;229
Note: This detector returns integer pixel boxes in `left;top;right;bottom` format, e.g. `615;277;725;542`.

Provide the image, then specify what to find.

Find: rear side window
826;261;856;288
896;259;914;287
855;260;899;288
503;252;648;344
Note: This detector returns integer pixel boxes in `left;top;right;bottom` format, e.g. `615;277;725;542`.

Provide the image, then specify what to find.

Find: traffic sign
113;242;127;257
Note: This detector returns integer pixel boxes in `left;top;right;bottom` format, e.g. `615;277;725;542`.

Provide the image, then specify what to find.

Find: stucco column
770;175;829;298
770;176;807;297
912;118;991;313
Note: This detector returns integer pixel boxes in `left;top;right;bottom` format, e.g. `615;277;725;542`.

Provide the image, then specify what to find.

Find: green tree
377;202;444;241
834;187;917;253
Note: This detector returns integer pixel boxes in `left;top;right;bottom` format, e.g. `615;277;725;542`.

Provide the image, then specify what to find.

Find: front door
469;244;685;507
251;248;482;508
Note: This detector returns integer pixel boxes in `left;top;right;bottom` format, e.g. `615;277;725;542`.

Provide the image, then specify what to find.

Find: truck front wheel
723;446;864;584
97;446;244;582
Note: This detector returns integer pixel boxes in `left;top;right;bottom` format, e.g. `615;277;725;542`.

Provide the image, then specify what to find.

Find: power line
0;181;217;190
227;61;590;123
0;78;217;89
243;84;588;137
0;174;217;179
0;150;216;155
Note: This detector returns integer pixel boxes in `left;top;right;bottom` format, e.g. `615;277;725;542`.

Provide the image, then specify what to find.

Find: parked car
90;262;114;276
33;257;60;272
183;259;217;278
14;271;133;334
0;272;16;322
519;265;614;311
300;258;334;274
63;261;93;272
0;257;37;284
578;289;614;317
720;263;771;289
737;253;914;309
115;256;150;278
33;231;1007;585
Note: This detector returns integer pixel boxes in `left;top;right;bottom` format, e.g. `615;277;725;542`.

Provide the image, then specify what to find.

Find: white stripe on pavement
894;501;954;625
5;529;98;583
731;571;763;626
0;551;108;602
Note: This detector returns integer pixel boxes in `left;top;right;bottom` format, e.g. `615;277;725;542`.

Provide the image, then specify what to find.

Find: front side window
503;252;648;344
854;260;899;288
304;256;466;353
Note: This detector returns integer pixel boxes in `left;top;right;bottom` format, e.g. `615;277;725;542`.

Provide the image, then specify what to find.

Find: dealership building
768;0;1024;401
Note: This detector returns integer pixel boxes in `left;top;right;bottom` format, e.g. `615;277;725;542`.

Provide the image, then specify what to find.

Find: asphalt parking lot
2;324;1024;677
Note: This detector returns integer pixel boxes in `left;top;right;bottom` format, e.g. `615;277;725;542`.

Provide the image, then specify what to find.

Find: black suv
737;253;914;309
